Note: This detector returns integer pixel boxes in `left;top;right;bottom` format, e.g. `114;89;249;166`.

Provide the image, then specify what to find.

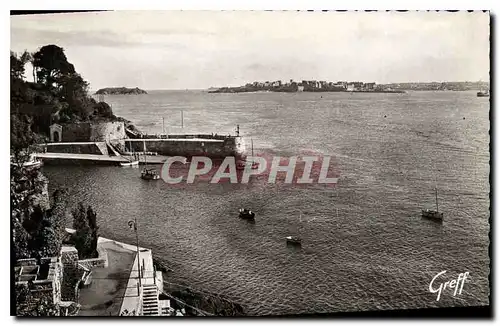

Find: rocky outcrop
95;87;147;95
169;288;245;316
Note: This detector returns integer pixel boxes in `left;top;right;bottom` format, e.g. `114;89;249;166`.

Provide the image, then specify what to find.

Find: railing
132;134;235;140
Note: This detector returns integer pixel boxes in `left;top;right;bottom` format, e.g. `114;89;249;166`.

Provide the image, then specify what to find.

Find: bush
93;102;114;119
71;203;98;259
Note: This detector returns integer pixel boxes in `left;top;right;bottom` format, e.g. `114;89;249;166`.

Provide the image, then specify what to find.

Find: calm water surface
44;90;490;315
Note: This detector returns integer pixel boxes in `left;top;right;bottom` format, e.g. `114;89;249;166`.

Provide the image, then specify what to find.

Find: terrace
15;260;51;282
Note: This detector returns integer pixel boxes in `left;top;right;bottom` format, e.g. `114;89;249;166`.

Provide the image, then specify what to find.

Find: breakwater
41;131;246;165
124;137;245;158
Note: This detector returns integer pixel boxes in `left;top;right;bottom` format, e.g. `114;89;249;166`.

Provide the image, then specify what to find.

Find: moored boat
238;208;255;220
236;139;259;170
421;186;443;222
477;90;490;97
120;160;139;167
11;154;43;170
421;209;443;221
286;236;302;246
141;168;160;180
286;212;303;246
140;140;160;179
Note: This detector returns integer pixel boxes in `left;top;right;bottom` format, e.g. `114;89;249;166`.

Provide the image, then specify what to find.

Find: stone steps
142;284;159;316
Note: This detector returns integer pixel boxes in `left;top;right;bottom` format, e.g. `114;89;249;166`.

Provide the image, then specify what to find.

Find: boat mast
143;140;147;168
435;186;439;212
298;211;302;236
251;138;254;163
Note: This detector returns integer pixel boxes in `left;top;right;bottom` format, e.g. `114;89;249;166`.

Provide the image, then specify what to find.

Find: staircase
105;142;121;157
142;284;160;316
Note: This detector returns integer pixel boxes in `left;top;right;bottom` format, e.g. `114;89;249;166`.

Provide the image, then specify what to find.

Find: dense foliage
11;169;67;261
16;283;59;316
10;45;117;142
11;44;104;316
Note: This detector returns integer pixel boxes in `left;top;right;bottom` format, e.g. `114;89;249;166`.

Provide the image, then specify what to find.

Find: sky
10;11;490;90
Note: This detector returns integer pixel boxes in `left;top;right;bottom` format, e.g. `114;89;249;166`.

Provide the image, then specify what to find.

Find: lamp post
128;218;142;290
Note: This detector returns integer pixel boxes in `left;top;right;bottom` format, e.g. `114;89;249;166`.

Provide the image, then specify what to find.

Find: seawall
125;137;245;158
44;142;109;155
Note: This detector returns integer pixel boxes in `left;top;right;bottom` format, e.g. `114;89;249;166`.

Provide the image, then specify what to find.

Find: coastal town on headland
208;79;490;93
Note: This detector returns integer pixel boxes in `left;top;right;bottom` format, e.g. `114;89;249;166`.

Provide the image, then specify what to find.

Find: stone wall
15;256;63;315
60;123;92;142
17;258;37;266
77;237;109;269
90;121;126;143
125;136;244;158
45;143;107;155
59;122;126;143
61;247;82;302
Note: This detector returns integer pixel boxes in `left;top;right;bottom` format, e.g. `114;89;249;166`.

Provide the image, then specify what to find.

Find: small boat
286;236;302;246
477;90;490;97
286;213;303;246
236;139;259;170
140;140;160;180
236;160;259;170
422;209;443;221
11;154;43;170
421;186;443;222
238;208;255;220
141;168;160;180
120;160;139;167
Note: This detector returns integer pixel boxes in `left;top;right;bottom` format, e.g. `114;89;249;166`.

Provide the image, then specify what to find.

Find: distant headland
208;80;490;94
208;80;403;94
95;87;148;95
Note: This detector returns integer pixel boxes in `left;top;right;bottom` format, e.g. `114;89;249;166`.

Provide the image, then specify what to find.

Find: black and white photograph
10;9;491;317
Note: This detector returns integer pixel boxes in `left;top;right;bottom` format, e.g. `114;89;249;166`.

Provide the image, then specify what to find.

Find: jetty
40;121;246;165
36;153;169;165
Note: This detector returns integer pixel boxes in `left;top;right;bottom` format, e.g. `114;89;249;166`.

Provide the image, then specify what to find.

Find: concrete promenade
96;237;161;316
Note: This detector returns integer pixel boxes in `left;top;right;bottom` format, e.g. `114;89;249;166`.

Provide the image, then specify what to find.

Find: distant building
365;82;376;90
297;85;305;92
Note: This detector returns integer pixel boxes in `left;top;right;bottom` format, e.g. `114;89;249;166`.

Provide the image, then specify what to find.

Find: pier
36;153;169;165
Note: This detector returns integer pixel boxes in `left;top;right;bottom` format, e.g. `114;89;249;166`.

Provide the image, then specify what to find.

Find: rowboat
120;160;139;167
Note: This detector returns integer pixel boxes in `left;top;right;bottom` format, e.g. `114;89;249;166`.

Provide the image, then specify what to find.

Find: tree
72;203;98;259
49;189;69;244
10;51;26;80
23;205;61;259
33;45;75;89
33;225;60;259
86;206;99;257
12;213;30;260
10;114;38;163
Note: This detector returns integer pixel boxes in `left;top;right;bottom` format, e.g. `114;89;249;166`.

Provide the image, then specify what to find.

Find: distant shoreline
207;89;406;94
207;81;489;94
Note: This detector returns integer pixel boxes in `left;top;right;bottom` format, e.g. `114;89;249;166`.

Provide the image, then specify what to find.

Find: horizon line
89;80;490;92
